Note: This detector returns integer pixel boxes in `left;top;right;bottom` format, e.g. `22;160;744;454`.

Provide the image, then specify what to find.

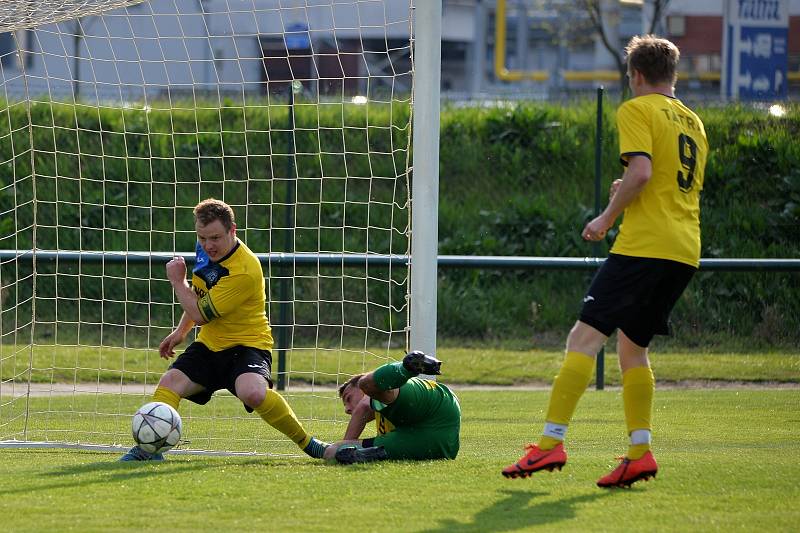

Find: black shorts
170;342;272;411
579;253;696;348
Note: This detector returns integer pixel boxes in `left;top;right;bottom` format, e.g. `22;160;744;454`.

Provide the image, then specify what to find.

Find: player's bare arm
321;384;376;460
609;178;623;201
158;312;196;359
342;394;375;440
166;256;207;325
583;155;652;241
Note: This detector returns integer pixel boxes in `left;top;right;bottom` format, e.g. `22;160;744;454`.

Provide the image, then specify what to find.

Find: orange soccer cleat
502;443;567;479
596;450;658;488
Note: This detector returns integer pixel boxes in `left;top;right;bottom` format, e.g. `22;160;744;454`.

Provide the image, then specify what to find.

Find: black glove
402;350;442;376
335;445;389;464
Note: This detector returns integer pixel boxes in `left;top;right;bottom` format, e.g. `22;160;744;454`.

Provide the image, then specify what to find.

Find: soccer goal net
0;0;436;456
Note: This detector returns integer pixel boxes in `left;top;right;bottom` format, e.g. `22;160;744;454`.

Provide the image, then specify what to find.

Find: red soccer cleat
596;450;658;488
502;443;567;478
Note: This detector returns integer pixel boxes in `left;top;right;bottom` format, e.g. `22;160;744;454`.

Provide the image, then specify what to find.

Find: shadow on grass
0;455;299;496
421;489;613;532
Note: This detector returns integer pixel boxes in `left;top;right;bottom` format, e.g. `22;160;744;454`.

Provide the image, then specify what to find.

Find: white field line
1;380;798;398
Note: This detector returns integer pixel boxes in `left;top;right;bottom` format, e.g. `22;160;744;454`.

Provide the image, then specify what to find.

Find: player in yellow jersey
121;198;328;460
503;35;708;487
323;351;461;464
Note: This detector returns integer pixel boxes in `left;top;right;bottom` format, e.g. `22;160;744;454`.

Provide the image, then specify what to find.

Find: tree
584;0;672;98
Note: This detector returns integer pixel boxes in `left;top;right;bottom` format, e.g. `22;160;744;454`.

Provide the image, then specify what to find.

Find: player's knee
158;369;184;391
238;387;266;409
566;322;606;356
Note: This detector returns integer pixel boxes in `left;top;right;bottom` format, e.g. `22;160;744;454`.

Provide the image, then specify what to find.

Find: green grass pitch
1;388;798;532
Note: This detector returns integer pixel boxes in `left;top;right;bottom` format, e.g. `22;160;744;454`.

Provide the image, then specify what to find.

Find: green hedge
436;101;800;347
1;99;798;348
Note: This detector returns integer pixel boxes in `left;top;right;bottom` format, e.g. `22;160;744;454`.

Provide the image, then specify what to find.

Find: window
667;16;686;37
0;32;14;67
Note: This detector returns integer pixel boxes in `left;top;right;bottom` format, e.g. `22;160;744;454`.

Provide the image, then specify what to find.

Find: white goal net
0;0;427;456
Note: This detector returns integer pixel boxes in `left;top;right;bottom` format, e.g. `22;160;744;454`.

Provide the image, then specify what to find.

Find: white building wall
442;2;476;41
1;0;415;103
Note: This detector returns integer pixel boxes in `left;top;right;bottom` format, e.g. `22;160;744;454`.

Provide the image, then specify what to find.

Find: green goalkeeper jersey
368;377;461;460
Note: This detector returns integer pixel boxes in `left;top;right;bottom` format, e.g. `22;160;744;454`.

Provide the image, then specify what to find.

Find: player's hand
582;216;610;242
402;350;442;376
609;179;623;201
159;330;186;359
166;256;187;285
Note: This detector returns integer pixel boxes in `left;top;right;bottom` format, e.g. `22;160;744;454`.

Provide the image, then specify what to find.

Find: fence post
276;81;301;390
594;86;605;391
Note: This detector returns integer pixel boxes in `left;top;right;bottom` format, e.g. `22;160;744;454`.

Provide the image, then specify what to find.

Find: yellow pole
493;0;549;82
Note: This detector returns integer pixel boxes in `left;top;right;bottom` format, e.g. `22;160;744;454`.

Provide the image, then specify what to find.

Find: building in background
0;0;797;103
448;0;800;100
0;0;414;104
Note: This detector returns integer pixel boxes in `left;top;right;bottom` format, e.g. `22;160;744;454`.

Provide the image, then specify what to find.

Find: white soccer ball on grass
131;401;182;454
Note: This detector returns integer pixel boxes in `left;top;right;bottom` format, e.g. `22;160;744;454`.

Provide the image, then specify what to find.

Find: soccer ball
131;401;182;454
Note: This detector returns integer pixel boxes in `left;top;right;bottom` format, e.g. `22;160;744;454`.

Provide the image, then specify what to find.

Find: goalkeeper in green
324;351;461;464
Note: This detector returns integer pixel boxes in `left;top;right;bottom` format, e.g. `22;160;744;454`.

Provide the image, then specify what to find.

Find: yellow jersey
191;239;273;352
375;411;395;435
611;94;708;267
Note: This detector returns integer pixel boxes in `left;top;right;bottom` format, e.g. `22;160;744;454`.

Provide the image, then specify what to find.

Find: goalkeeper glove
402;350;442;376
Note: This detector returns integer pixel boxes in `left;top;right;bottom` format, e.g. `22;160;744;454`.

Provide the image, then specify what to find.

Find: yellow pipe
493;0;549;82
694;72;721;81
562;70;621;82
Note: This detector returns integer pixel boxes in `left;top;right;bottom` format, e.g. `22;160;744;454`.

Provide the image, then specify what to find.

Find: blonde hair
625;35;680;86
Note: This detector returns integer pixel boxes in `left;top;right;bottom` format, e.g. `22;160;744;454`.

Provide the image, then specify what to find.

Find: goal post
409;0;441;360
0;0;440;456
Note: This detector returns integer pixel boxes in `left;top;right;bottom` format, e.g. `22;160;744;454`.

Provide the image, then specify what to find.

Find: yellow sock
254;389;311;449
628;443;650;460
538;351;594;450
153;386;181;410
538;436;563;451
623;366;655;460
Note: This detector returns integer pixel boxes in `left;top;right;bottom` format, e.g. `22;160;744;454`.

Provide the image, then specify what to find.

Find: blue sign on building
722;0;789;100
285;22;311;51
